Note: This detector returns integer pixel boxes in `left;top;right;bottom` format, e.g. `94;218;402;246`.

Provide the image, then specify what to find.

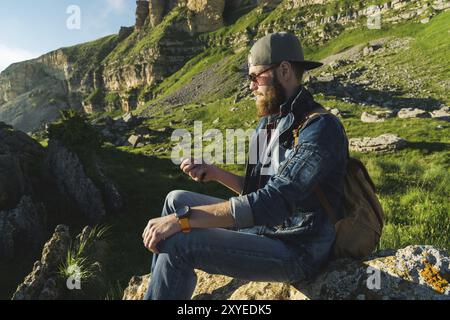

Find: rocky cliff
1;0;448;132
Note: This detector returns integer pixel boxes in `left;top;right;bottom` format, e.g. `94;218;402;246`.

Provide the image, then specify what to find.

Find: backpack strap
315;186;337;224
292;107;339;224
292;108;331;146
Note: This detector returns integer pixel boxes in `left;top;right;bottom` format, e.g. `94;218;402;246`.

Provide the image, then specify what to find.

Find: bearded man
142;32;349;300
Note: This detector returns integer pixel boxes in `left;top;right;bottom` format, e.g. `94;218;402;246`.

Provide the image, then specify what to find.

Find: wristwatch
175;205;192;233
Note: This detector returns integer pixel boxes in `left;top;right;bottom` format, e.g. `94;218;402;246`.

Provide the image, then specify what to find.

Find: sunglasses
247;64;280;84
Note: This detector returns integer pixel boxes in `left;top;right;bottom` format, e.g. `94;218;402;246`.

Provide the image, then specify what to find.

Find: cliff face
0;0;448;132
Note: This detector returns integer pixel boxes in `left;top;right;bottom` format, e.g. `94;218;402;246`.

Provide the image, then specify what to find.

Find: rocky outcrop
123;245;450;300
0;122;48;262
46;140;123;224
12;224;109;300
138;0;228;33
361;110;396;123
186;0;226;33
46;140;106;224
12;225;71;300
136;0;150;32
430;106;450;121
0;196;45;262
397;108;431;119
349;134;407;153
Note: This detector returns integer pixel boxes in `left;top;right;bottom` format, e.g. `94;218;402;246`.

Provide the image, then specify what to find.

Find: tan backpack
295;109;384;260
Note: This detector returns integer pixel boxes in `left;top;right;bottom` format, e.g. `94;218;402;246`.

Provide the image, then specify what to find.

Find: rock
430;106;450;121
330;59;350;69
112;118;128;131
12;225;71;300
157;127;170;133
397;108;431;119
349;134;407;153
128;135;143;148
135;0;150;32
134;126;152;135
329;108;341;117
46;140;106;224
362;46;373;56
186;0;226;33
123;246;450;300
0;122;49;263
122;112;136;124
0;153;25;209
13;224;109;300
0;196;45;262
316;74;335;82
361;110;395;123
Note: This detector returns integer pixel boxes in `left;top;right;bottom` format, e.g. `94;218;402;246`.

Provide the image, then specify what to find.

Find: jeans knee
163;190;189;216
159;232;190;258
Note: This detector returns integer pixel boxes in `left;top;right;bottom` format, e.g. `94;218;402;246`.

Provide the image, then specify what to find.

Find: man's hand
180;158;217;182
142;214;182;254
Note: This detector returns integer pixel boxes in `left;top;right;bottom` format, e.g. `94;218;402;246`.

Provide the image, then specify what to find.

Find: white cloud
0;45;41;73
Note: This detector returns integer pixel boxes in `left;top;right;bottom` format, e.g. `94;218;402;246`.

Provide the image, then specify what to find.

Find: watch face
176;206;191;219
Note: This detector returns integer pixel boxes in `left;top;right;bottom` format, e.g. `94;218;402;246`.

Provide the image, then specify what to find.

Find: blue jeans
143;190;312;300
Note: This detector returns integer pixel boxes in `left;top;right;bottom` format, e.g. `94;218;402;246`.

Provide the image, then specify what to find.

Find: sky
0;0;136;72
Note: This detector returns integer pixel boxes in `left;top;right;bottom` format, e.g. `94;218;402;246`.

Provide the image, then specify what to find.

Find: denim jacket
229;86;349;272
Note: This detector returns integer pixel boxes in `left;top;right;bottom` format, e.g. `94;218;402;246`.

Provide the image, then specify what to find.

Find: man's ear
279;61;291;80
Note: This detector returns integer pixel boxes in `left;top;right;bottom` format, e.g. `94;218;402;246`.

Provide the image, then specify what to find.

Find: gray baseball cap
249;32;323;70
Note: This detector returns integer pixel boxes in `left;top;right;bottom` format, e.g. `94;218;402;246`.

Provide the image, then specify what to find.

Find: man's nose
249;80;258;91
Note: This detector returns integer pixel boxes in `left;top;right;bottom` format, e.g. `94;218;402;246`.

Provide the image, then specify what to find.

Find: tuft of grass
58;225;111;299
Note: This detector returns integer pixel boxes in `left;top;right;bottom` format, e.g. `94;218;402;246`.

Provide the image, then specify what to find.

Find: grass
58;225;111;299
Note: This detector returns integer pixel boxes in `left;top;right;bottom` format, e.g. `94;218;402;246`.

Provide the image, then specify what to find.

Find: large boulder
46;139;123;223
397;108;431;119
123;245;450;300
0;122;46;208
361;110;396;123
0;122;47;262
46;140;106;224
430;106;450;121
349;134;407;153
